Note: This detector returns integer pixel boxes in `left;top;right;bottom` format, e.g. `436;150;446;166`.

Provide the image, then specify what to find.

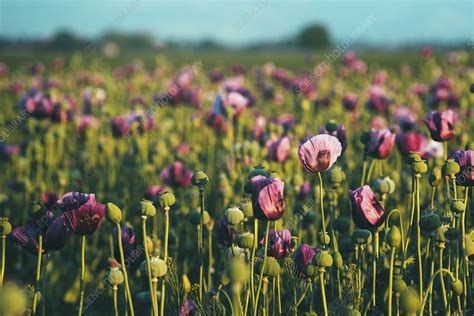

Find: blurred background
1;0;473;68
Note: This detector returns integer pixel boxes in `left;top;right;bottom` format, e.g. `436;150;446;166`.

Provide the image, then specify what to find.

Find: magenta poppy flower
424;109;458;142
365;85;390;112
342;93;358;112
57;192;105;235
77;115;98;135
127;111;154;133
395;106;418;131
111;117;129;137
365;129;395;159
318;124;347;153
0;144;20;161
298;134;342;173
160;161;193;188
250;175;286;221
216;219;236;246
266;136;290;162
451;150;474;187
395;131;427;157
293;244;317;273
144;185;167;200
260;229;291;258
349;186;387;230
20;89;54;120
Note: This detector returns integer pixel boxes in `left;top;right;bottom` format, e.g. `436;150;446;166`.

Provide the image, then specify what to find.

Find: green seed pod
256;257;280;277
225;206;245;225
420;213;441;233
373;177;390;194
351;229;372;245
0;218;12;236
0;282;27;316
225;245;245;262
325;120;339;133
442;159;460;176
400;287;419;314
450;200;465;214
140;200;156;217
107;267;124;285
188;209;210;226
106;203;122;224
227;258;248;284
237;233;254;249
342;308;361;316
149;257;167;278
435;226;448;243
465;235;474;257
407;152;422;164
332;251;343;269
329;166;346;186
411;160;428;174
191;170;209;187
428;167;442;186
239;198;253;218
333;217;351;234
158;191;176;208
318;232;331;246
246;166;269;181
386;226;401;248
393;278;407;293
302;264;317;277
314;251;333;268
451;278;463;296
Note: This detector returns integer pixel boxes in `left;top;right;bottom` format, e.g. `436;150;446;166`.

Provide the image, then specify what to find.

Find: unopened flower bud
237;232;254;249
314;251;333;268
400;287;419;314
332;251;343;269
141;200;156;217
428;167;442;186
451;278;463;295
225;206;244;225
443;159;460;176
393;278;407;293
106;203;122;224
386;226;401;248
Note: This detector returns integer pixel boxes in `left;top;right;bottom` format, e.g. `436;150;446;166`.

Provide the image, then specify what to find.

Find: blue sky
0;0;472;46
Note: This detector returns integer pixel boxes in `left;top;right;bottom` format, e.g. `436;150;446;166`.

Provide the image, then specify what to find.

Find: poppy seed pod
239;198;253;218
393;278;407;293
191;170;209;187
188;209;210;226
329;166;345;186
225;245;245;262
106;203;122;224
386;226;401;247
400;287;419;314
225;206;244;225
227;259;248;284
158;191;176;208
303;264;317;277
0;218;12;236
435;226;448;243
256;257;280;277
107;267;124;285
442;159;460;176
149;257;167;278
411;160;428;174
465;235;474;257
373;177;395;194
317;232;331;245
332;251;343;269
140;200;156;217
429;167;442;186
351;229;372;245
237;232;254;249
451;278;463;296
314;251;333;268
450;200;465;214
420;213;441;232
407;152;422;164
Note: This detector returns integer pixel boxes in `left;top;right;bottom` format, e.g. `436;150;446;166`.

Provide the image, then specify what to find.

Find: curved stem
420;268;456;314
388;247;396;316
254;221;270;316
116;224;135;316
33;235;43;315
160;207;170;316
218;288;234;316
77;235;85;316
386;209;405;256
319;268;328;316
142;216;158;316
317;172;327;248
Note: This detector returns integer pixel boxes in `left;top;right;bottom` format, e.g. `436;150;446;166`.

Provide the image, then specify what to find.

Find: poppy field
0;50;474;316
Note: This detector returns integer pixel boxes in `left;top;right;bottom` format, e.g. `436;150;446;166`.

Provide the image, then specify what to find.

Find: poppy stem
160;206;170;316
77;235;85;316
33;235;43;315
361;155;367;186
142;216;158;316
116;223;135;316
366;159;376;184
113;285;119;316
316;172;328;248
415;174;423;302
0;235;5;288
254;221;270;316
319;268;328;316
277;274;282;314
251;218;258;310
198;186;205;304
388;246;396;316
371;230;379;308
420;268;456;315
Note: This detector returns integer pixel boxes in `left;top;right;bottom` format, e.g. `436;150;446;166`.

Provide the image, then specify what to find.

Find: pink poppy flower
266;136;290;162
349;186;387;230
298;134;342;173
424;109;458;142
365;129;395;159
250;175;286;221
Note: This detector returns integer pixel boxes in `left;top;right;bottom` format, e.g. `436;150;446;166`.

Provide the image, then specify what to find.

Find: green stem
33;235;43;315
218;288;234;316
317;172;328;248
366;159;376;184
439;244;448;309
0;235;5;288
319;268;328;316
113;285;119;316
254;221;270;316
251;218;258;310
420;268;456;314
160;207;170;316
361;156;367;186
415;175;423;302
199;187;205;304
371;230;379;307
277;274;281;315
388;247;396;316
116;224;135;316
142;216;158;316
208;224;213;291
77;235;85;316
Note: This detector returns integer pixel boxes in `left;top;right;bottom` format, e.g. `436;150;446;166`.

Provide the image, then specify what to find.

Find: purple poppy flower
56;192;95;212
395;106;418;131
160;161;193;188
342;93;358;112
57;192;105;235
0;144;20;161
111;117;129;137
216;219;236;246
113;224;136;262
451;150;474;187
365;85;390;112
20;89;54;119
293;244;317;273
144;185;167;200
127;111;154;133
395;131;427;157
208;69;223;83
298;134;342;173
266;136;290;162
349;186;387;230
424;109;458;142
42;192;58;210
260;229;291;258
318;125;347;153
365;129;395;159
250;175;286;221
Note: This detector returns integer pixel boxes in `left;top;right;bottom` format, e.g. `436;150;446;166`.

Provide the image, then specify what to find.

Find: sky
0;0;473;47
